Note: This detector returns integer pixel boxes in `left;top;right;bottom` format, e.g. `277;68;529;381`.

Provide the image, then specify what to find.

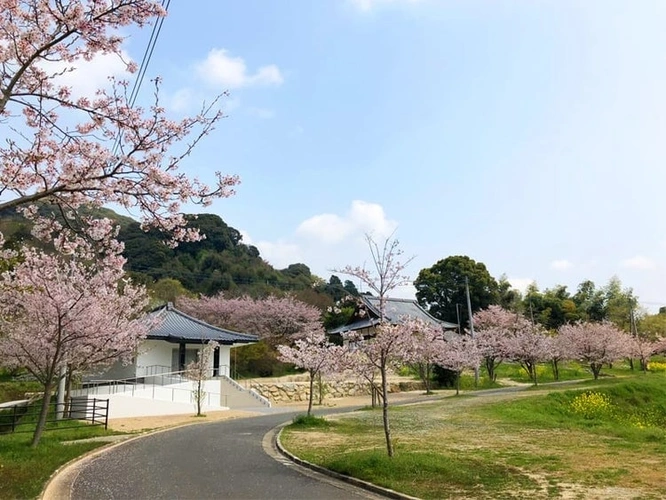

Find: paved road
70;410;384;500
68;385;560;499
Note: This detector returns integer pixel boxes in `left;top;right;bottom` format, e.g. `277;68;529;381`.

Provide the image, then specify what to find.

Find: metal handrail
75;371;230;407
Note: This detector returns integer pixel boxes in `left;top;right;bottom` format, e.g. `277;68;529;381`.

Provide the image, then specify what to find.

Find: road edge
272;422;420;500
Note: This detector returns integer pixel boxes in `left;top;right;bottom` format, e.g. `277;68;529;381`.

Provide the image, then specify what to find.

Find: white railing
73;372;228;408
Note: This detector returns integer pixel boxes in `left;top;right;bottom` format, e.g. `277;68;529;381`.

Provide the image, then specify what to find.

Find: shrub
291;414;330;427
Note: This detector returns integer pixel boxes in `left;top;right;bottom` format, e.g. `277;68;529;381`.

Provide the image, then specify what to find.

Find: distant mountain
0;206;341;307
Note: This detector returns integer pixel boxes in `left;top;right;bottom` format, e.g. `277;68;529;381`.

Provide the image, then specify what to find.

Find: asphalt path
70;409;385;500
68;384;569;500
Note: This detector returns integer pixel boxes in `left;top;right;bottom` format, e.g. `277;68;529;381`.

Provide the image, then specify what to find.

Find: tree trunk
591;363;601;380
31;381;53;447
455;371;460;396
531;364;538;386
380;364;393;457
307;371;315;416
551;359;559;381
64;366;73;417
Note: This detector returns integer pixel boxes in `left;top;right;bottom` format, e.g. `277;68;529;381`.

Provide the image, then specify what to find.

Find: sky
56;1;666;310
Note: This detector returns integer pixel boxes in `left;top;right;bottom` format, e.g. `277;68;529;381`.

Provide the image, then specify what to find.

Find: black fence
0;397;109;434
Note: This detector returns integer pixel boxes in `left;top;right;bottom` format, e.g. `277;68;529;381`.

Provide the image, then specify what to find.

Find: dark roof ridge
154;303;257;341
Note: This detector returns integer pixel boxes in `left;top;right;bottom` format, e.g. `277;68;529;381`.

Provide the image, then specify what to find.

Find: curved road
67;385;560;499
70;410;383;500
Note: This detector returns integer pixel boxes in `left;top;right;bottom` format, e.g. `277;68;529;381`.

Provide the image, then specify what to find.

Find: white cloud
621;255;657;270
350;0;422;11
289;126;305;138
243;201;406;281
550;259;573;270
44;52;132;99
195;49;284;89
247;107;276;119
169;88;194;113
507;278;533;294
297;200;398;244
253;240;303;269
239;230;253;245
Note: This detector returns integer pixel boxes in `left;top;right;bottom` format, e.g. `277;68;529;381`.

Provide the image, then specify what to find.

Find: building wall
87;340;238;380
136;339;175;376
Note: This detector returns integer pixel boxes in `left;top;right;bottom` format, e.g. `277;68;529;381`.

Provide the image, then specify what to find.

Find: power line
127;0;171;108
112;0;171;156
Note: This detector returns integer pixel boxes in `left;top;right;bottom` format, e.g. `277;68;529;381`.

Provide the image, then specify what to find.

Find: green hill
0;207;345;306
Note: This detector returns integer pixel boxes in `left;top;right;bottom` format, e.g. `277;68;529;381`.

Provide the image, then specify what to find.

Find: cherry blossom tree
335;233;415;457
502;326;551;386
178;294;322;346
345;349;382;407
473;305;532;382
629;336;659;373
0;235;149;446
186;341;218;417
436;335;481;395
558;321;633;379
277;329;346;416
0;0;239;246
547;333;572;381
334;233;414;321
400;317;445;394
350;323;414;457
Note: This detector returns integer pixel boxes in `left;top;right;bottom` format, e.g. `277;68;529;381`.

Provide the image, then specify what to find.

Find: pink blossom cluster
0;245;149;383
178;293;323;343
0;0;239;247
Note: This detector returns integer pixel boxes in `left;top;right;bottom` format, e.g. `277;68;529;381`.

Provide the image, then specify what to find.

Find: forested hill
0;208;351;305
119;213;316;297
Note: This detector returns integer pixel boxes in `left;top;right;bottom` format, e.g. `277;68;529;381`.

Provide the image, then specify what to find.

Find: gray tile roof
328;296;458;334
147;304;258;345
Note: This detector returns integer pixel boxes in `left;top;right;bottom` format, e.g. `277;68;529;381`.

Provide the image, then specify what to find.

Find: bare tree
335;232;414;457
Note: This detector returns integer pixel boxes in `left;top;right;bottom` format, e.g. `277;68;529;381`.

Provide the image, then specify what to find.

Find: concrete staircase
219;376;271;408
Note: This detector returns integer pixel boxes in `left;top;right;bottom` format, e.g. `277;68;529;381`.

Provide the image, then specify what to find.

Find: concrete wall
81;394;228;419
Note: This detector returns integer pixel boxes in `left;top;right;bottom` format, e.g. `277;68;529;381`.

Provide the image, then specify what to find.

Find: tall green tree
523;284;582;331
497;274;523;312
603;276;639;332
572;280;606;322
414;256;499;325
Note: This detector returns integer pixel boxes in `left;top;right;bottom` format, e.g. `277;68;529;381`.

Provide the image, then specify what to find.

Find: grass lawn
0;407;120;499
281;373;666;499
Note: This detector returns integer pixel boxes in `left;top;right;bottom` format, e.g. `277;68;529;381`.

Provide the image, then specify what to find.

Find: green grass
0;422;116;499
481;374;666;445
282;373;666;499
0;399;121;500
326;449;539;498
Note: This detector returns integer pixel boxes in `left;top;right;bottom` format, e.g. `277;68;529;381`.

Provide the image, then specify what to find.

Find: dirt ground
107;390;447;433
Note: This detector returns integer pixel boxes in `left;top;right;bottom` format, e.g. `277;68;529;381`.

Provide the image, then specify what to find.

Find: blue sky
80;1;666;309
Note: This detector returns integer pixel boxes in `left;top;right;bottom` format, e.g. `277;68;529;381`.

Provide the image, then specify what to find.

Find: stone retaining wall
250;379;425;404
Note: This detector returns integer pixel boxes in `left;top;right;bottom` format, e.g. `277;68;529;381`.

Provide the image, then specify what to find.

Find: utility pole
456;303;462;335
465;276;479;386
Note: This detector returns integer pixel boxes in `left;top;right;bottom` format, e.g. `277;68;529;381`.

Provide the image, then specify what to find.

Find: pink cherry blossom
0;243;150;446
277;329;346;415
436;335;481;395
558;321;633;379
0;1;239;247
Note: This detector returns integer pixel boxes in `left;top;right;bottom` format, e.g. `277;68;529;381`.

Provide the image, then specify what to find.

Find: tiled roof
328;296;458;334
147;304;258;345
